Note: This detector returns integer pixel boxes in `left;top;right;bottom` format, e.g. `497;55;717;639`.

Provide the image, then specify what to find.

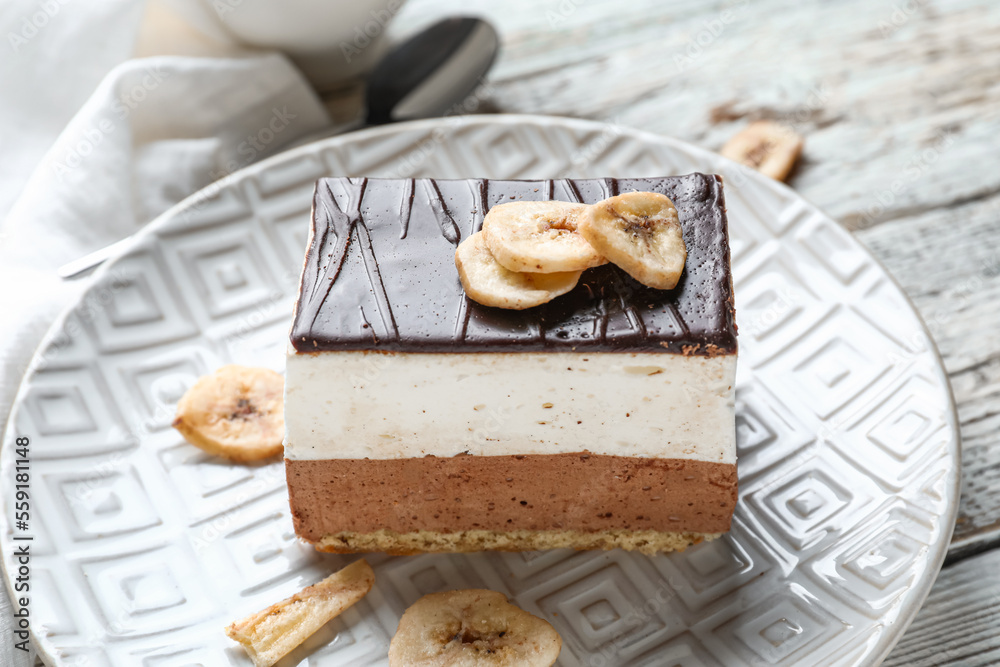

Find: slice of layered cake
284;175;737;555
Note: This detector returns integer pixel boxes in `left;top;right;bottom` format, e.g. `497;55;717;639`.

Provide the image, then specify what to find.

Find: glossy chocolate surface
291;175;736;354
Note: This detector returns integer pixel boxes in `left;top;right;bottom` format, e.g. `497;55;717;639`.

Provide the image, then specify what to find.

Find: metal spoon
369;16;498;123
58;17;499;280
285;17;499;147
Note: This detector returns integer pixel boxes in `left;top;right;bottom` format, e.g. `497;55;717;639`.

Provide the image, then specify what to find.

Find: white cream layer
284;349;736;463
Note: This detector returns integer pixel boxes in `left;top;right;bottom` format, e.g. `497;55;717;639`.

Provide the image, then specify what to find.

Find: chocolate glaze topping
291;175;736;354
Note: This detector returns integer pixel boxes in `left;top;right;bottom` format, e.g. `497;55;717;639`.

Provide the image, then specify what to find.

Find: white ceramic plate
1;115;959;666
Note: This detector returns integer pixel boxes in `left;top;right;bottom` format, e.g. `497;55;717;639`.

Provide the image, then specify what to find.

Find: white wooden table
389;0;1000;663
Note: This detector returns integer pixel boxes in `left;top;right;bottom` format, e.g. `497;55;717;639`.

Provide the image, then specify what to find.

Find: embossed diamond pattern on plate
0;116;957;666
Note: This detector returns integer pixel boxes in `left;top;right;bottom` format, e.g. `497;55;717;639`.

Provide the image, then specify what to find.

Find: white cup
163;0;407;92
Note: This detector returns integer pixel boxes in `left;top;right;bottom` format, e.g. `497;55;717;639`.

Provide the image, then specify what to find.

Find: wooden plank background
392;0;1000;662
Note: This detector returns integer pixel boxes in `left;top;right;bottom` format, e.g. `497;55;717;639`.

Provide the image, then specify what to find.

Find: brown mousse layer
286;454;737;542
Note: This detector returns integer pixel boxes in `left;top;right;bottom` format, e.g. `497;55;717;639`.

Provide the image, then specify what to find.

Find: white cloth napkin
0;1;331;662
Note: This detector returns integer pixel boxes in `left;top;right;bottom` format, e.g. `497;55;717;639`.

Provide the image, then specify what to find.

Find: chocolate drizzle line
453;179;488;343
355;215;398;342
397;179;414;240
603;177;619;197
291;175;737;355
561;178;583;203
299;179;357;336
422;179;461;246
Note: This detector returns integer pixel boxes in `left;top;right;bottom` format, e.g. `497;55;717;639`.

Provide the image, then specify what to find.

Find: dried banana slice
455;231;582;309
720;120;803;181
172;365;284;462
226;559;375;667
577;191;687;290
388;589;562;667
482;200;605;273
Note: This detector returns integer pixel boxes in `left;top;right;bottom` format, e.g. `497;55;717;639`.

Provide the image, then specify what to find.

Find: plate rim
1;112;961;666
